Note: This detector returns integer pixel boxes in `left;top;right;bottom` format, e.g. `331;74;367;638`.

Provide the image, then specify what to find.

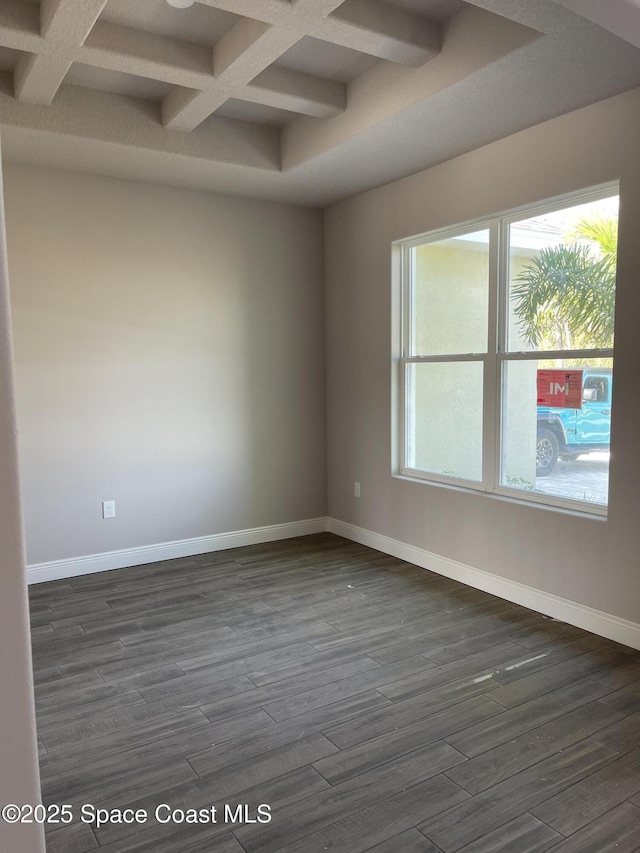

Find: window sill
393;470;608;521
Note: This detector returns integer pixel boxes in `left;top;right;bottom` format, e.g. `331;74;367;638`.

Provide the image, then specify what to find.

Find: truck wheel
536;428;559;477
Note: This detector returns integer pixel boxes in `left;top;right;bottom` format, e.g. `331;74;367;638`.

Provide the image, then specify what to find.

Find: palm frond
569;216;618;261
511;240;615;349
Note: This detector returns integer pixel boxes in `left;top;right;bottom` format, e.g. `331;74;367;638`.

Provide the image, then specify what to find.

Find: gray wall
5;165;327;566
0;150;44;852
325;87;640;624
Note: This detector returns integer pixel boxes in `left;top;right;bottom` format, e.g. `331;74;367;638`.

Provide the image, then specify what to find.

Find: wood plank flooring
28;532;640;852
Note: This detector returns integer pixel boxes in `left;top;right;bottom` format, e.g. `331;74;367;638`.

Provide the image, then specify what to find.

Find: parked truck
536;368;612;476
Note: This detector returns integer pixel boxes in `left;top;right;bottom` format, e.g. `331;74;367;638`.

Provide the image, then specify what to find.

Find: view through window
397;186;618;513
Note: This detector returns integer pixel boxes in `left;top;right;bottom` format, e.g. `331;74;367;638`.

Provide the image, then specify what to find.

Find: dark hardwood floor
28;533;640;852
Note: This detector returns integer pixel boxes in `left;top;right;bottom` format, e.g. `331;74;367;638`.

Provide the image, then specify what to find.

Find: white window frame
392;182;618;517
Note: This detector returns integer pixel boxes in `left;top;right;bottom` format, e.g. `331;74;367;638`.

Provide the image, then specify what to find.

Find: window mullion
483;218;501;491
493;215;511;493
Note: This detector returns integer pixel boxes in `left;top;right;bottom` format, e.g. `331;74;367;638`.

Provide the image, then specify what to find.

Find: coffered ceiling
0;0;639;205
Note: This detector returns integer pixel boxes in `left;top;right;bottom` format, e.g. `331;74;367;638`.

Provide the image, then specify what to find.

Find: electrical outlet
102;500;116;519
354;482;361;498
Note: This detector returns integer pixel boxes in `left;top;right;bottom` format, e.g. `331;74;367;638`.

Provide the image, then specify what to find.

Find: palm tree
511;215;617;351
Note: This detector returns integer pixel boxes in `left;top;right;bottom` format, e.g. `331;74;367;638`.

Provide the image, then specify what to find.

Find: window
394;184;618;514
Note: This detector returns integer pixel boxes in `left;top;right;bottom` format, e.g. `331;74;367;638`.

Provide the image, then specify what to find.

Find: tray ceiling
0;0;639;205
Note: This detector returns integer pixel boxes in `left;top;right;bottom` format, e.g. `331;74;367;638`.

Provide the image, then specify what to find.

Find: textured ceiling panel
100;0;240;48
274;36;379;84
65;63;174;102
385;0;467;20
0;45;24;72
213;98;297;127
212;98;294;127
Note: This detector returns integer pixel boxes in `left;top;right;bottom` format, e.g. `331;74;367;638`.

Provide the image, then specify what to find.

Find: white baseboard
327;517;640;651
28;513;640;651
27;517;328;585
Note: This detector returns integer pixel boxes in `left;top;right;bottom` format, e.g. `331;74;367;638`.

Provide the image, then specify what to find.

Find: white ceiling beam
161;0;345;131
83;22;214;84
1;0;440;134
247;65;345;116
164;19;303;131
39;0;106;41
188;0;442;71
161;75;344;132
14;0;109;104
319;0;441;67
244;65;345;116
161;86;221;132
79;18;348;127
212;17;278;79
14;52;72;104
83;23;345;120
0;80;281;171
14;49;74;104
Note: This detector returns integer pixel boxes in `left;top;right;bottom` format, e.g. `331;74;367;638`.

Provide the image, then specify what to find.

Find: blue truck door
577;374;611;445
